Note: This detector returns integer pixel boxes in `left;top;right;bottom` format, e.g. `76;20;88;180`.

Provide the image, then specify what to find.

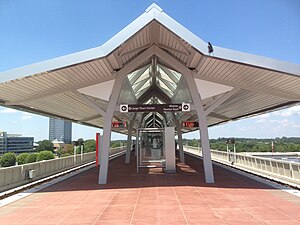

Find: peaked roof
0;3;299;133
1;3;299;83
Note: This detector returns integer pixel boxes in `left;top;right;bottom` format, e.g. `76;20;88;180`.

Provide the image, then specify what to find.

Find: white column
184;71;214;183
154;46;214;183
175;121;185;163
98;114;113;184
81;144;83;162
125;118;135;164
98;78;124;184
98;45;156;184
73;145;76;164
164;127;176;173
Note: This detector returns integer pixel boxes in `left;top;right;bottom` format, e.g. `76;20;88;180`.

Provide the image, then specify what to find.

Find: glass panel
137;79;151;93
133;68;150;85
157;98;165;104
137;129;165;169
159;68;175;83
156;113;164;121
157;80;173;93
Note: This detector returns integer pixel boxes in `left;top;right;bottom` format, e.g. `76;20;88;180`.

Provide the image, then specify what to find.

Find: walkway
0;153;300;225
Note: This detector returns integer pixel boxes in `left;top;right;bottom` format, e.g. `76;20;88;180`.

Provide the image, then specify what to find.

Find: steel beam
204;87;240;116
72;91;106;116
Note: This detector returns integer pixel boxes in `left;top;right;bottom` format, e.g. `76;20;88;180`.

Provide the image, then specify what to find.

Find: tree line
183;137;300;152
0;138;127;167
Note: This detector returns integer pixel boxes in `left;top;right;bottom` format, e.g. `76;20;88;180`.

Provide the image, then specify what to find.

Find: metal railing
184;146;300;186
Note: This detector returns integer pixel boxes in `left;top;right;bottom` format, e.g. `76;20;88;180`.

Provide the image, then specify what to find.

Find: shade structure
0;3;299;135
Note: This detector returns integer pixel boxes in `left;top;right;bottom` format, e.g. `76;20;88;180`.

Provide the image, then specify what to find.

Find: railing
0;146;125;192
184;146;300;186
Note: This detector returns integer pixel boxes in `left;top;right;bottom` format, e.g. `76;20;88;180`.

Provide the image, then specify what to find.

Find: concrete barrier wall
184;146;300;186
0;152;96;192
0;147;125;192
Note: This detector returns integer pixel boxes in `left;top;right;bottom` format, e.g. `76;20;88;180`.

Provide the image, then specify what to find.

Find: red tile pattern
0;153;300;225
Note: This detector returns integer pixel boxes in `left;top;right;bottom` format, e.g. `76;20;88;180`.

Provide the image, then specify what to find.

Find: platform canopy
0;3;300;134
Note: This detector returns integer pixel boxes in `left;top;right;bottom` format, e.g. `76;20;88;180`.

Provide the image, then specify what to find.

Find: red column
96;133;99;167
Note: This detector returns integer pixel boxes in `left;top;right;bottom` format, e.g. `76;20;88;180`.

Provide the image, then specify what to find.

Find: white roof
0;3;299;133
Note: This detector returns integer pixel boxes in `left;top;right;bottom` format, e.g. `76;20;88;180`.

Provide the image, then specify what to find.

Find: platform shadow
36;153;277;193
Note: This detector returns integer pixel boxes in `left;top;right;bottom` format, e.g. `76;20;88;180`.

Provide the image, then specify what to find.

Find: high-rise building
49;118;72;144
0;131;34;155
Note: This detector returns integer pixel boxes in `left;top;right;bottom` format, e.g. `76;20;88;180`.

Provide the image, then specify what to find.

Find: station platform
0;153;300;225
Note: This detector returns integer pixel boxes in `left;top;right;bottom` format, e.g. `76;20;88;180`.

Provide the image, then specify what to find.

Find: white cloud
273;105;300;117
0;108;17;113
238;128;249;131
21;115;33;120
255;119;266;123
257;114;270;119
20;112;34;120
255;113;270;123
281;119;289;127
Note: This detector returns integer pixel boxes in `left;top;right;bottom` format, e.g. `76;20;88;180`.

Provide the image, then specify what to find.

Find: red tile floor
1;153;300;225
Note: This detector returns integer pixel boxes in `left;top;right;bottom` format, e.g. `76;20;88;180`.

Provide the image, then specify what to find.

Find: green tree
84;139;96;153
36;140;54;152
27;153;38;163
76;146;82;154
0;152;17;167
62;144;74;156
110;141;120;148
37;151;55;161
77;138;84;145
17;153;29;165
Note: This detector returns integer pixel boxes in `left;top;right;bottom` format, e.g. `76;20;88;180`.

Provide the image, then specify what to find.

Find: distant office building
49;118;72;144
0;131;34;155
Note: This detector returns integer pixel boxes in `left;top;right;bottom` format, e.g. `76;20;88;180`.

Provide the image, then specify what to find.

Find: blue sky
0;0;299;141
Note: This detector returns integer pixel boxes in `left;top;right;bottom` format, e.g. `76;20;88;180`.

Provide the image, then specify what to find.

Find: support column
98;46;156;185
164;127;176;173
184;71;214;183
172;113;185;163
154;45;215;183
99;114;113;184
125;115;136;164
81;144;83;162
175;120;185;163
98;78;124;184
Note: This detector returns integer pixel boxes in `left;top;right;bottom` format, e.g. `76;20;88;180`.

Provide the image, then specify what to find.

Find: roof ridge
145;3;163;13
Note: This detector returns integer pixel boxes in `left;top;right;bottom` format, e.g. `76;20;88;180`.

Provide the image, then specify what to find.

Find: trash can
28;169;35;179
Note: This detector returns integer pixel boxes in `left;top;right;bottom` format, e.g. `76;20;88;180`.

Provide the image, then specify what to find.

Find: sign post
226;138;236;164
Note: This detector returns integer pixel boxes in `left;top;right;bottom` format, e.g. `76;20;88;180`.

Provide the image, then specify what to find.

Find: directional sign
182;103;190;112
128;104;157;112
120;104;128;113
119;104;191;113
182;121;199;128
226;139;235;144
112;122;127;128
